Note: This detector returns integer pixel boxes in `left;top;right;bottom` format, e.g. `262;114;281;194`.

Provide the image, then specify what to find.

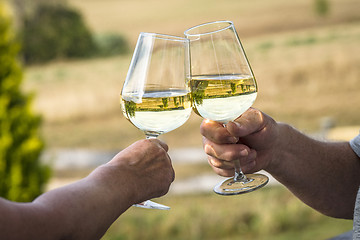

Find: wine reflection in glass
184;21;269;195
120;32;192;209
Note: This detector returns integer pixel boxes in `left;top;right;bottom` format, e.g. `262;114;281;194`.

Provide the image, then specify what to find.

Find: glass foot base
214;173;269;195
133;200;170;210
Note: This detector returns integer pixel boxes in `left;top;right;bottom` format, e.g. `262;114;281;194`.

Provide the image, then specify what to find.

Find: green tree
0;2;50;202
22;2;97;64
11;0;129;64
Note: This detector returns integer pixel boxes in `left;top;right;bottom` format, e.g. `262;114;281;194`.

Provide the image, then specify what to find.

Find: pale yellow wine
190;74;257;123
121;90;192;137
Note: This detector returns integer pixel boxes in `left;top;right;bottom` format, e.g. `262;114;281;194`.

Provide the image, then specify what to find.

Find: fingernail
227;136;238;143
248;150;257;160
240;149;248;157
204;144;215;156
232;121;241;128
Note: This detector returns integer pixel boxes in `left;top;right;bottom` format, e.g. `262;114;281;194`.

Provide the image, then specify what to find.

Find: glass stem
234;160;247;182
221;123;248;183
145;133;158;139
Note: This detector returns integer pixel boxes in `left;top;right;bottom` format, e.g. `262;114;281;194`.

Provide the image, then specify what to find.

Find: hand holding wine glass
120;32;191;209
185;21;269;195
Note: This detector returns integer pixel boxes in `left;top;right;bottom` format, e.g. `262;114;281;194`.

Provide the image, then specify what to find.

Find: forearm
0;139;173;240
3;165;136;240
268;123;360;219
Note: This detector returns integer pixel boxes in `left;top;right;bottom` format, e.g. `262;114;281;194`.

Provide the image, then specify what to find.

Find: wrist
264;122;293;175
89;164;138;208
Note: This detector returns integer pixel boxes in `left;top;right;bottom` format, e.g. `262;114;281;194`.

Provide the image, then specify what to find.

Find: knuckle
214;130;227;142
222;150;239;161
204;144;214;156
209;157;221;168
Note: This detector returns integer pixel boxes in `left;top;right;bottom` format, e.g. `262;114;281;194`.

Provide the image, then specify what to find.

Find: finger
148;138;169;152
200;119;238;144
203;137;250;161
149;140;174;181
227;108;268;137
208;161;234;177
208;156;234;170
166;165;176;184
207;151;257;173
241;149;257;173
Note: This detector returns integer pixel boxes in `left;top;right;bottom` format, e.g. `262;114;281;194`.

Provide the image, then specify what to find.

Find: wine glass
120;32;191;209
184;21;269;195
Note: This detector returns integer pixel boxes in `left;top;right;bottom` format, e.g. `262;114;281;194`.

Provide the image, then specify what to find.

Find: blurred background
2;0;360;239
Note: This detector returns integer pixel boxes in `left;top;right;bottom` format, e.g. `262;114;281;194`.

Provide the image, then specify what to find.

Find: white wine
190;74;257;123
121;90;192;137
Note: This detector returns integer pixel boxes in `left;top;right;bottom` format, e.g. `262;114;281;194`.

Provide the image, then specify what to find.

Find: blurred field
70;0;360;45
102;186;354;240
20;0;360;239
23;4;360;149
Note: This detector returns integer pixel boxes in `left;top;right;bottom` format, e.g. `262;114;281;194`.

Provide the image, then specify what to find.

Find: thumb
149;138;169;152
226;108;266;137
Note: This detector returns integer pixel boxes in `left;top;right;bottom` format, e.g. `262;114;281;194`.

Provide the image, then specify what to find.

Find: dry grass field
69;0;360;44
23;0;360;149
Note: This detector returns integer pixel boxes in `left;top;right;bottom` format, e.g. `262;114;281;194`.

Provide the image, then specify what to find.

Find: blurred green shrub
22;3;97;64
314;0;330;17
0;2;50;201
20;2;129;64
95;33;129;57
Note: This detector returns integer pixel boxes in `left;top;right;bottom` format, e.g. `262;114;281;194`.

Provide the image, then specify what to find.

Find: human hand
107;139;175;204
200;108;279;177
